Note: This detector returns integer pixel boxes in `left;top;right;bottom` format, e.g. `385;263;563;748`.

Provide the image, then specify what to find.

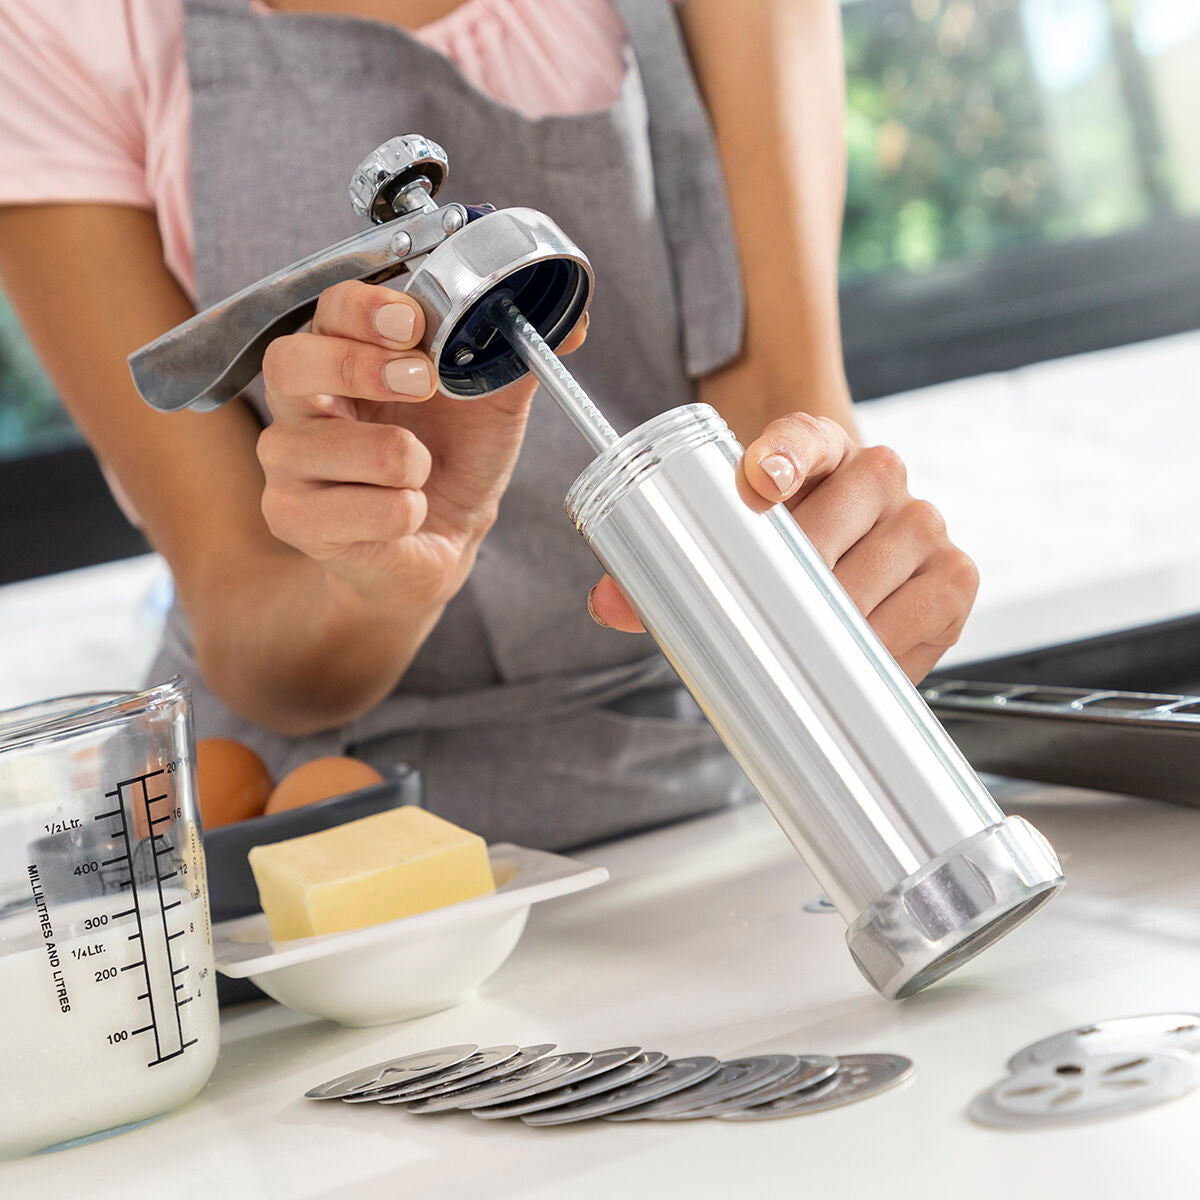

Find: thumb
587;575;644;632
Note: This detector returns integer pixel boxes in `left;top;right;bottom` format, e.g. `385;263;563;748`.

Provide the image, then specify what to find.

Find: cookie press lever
129;134;592;412
131;135;1064;1000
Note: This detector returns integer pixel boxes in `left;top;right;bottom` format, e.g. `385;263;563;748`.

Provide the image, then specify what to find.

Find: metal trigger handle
128;209;463;413
129;134;593;412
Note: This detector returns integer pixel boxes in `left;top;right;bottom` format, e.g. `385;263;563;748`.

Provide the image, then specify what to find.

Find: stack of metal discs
306;1042;914;1124
969;1013;1200;1128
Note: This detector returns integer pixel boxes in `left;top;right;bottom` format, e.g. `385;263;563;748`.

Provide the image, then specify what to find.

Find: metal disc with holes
405;1052;593;1113
670;1055;840;1118
605;1055;800;1121
970;1050;1199;1128
471;1052;668;1119
718;1053;914;1121
304;1045;478;1100
343;1045;522;1103
379;1044;557;1104
470;1047;645;1116
521;1057;722;1126
1007;1014;1200;1074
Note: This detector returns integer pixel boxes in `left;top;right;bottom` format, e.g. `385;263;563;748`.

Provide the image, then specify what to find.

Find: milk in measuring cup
0;679;220;1158
0;888;219;1159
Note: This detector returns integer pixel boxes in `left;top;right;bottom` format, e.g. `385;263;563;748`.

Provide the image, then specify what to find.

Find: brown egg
195;738;274;829
264;757;384;815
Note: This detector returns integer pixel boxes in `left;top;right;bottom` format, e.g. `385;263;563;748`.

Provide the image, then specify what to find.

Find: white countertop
5;784;1200;1199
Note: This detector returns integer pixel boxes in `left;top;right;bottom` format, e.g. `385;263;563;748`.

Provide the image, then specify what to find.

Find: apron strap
612;0;746;378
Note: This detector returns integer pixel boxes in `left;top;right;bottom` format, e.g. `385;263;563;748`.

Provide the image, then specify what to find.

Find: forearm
680;0;857;442
186;545;451;736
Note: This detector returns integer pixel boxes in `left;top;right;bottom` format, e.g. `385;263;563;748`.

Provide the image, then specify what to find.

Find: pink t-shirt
0;0;629;299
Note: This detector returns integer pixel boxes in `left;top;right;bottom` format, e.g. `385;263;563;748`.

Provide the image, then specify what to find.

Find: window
0;292;146;584
0;291;76;461
840;0;1200;397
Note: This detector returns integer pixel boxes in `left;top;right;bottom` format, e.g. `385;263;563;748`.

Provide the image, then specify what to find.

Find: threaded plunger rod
488;297;618;455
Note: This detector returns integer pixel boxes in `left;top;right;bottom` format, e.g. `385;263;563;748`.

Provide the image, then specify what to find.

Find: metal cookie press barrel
565;404;1064;999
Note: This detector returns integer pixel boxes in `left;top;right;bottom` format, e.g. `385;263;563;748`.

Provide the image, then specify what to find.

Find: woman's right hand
257;280;580;609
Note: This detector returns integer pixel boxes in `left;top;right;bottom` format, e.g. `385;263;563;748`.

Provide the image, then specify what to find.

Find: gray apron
153;0;754;848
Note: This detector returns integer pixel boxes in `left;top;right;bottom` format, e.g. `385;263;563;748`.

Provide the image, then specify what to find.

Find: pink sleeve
0;0;151;208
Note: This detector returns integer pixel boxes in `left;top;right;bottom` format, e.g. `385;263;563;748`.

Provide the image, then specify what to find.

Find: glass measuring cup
0;678;219;1159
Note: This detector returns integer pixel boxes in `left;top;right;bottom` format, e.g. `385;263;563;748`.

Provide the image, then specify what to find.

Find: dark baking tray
924;613;1200;805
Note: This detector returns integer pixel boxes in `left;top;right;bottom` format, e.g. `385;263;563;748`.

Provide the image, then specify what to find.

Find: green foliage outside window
2;0;1199;460
841;0;1200;279
0;291;72;460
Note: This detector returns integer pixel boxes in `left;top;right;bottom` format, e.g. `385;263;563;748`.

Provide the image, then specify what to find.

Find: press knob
349;134;450;224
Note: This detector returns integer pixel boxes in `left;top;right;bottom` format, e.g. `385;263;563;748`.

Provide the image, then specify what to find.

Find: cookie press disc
305;1044;478;1100
672;1055;840;1118
520;1057;723;1126
604;1056;800;1121
379;1044;558;1104
343;1044;521;1103
470;1047;645;1117
404;1053;593;1113
971;1050;1199;1128
471;1052;667;1119
1007;1014;1200;1074
718;1053;914;1121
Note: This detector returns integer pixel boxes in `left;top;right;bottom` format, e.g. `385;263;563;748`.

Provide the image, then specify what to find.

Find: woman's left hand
586;412;979;684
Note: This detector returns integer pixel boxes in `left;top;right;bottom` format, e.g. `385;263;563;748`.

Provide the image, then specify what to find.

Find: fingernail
385;359;432;396
374;302;416;343
587;586;609;627
759;453;795;495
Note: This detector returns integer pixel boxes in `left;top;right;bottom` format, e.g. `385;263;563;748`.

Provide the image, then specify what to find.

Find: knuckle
255;427;281;474
325;279;360;307
907;498;947;541
946;548;981;600
383;487;425;537
376;424;423;484
762;411;830;473
864;443;907;489
811;414;843;441
780;410;827;446
259;487;297;545
313;280;359;327
260;335;291;385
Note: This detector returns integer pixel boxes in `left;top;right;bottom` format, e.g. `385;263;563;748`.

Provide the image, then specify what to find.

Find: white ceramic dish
211;843;607;1027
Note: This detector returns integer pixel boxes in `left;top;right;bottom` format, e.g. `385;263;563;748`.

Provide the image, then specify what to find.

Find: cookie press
129;135;1063;999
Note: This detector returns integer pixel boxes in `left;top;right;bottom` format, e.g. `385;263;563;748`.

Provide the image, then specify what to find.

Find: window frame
842;212;1200;401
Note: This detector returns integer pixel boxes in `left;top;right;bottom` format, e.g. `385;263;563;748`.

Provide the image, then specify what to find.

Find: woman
0;0;978;848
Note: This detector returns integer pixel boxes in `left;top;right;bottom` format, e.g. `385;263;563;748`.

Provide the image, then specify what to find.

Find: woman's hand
587;412;979;684
258;280;583;608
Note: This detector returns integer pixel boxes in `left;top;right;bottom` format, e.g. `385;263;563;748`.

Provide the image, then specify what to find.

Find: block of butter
248;806;495;940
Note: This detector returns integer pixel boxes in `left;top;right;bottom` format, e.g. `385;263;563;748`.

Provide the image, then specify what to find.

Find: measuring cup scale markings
0;682;220;1160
